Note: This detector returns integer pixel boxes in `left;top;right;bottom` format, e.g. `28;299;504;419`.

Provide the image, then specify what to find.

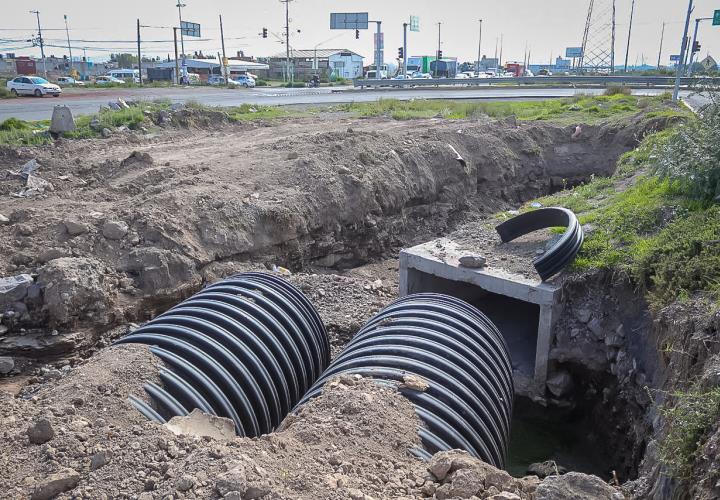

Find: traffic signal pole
688;17;712;75
672;0;693;101
402;22;408;77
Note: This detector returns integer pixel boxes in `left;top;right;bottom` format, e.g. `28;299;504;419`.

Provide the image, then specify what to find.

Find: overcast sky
1;1;718;66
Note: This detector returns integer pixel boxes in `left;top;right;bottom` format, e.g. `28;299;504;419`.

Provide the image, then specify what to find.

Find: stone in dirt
165;408;236;440
459;254;487;269
215;463;248;497
401;374;429;392
63;220;89;236
102;220;129;240
26;418;55;444
527;460;567;479
90;450;110;470
0;213;9;225
49;106;76;134
30;468;80;500
0;274;33;304
545;371;574;398
0;356;14;374
535;472;624;499
101;128;112;138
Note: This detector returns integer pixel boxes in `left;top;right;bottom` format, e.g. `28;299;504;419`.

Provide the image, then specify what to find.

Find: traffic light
398;47;404;59
692;41;701;53
437;50;443;58
355;29;360;39
262;28;268;38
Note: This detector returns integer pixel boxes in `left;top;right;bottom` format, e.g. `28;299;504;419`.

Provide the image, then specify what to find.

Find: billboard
330;13;369;30
565;47;583;58
180;21;201;37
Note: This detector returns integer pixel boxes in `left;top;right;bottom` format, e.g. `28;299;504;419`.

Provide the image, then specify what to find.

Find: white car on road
94;75;126;85
6;76;62;97
230;75;255;88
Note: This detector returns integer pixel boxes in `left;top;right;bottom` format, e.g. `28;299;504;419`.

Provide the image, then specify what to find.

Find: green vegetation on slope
341;93;684;125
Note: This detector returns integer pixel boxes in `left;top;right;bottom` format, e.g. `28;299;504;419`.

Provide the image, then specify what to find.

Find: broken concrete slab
0;274;34;304
165;408;236;440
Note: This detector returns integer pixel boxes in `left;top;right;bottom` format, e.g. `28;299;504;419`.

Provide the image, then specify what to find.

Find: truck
365;64;389;79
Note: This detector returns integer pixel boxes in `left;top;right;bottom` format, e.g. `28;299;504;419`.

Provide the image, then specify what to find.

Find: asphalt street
0;85;699;121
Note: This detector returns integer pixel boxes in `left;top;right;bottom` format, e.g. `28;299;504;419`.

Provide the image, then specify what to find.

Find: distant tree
111;53;138;68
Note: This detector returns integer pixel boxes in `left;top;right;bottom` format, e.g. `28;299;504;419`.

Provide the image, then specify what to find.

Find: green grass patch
659;387;720;479
340;94;675;125
226;103;289;121
0;118;52;145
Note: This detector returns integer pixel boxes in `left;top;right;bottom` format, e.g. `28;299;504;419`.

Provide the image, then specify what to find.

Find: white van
108;69;140;83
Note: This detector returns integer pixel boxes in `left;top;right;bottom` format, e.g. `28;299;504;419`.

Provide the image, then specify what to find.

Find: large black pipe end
115;272;329;437
299;293;514;469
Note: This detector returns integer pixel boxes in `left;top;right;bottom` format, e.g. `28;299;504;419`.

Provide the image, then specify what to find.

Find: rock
64;220;89;236
448;468;485;498
216;464;247;497
31;469;80;500
527;460;567;479
347;488;364;500
587;318;604;340
49;106;76;134
546;371;574;398
176;475;195;492
338;166;351;175
536;472;624;500
102;220;129;240
0;274;33;304
122;247;195;293
0;356;14;374
224;493;243;500
286;152;299;160
89;118;102;131
0;213;9;225
165;409;235;441
459;254;487;269
27;418;55;444
101;128;113;138
428;454;453;481
489;493;521;500
575;308;592;324
90;451;109;470
401;374;429;391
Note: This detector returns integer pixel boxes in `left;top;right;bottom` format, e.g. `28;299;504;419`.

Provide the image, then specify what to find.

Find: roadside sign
670;54;681;62
180;21;201;37
713;10;720;26
330;12;369;30
565;47;583;58
410;15;420;32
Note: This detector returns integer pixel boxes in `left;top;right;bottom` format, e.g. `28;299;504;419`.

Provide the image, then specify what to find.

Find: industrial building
267;49;364;80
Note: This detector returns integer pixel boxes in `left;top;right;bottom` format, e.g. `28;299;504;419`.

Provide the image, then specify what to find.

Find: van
107;69;140;83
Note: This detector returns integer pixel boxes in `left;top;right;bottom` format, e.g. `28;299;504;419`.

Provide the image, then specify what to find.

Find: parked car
455;73;470;79
229;75;255;88
208;75;226;85
411;72;432;79
537;69;552;76
57;76;85;87
6;75;61;97
94;75;126;85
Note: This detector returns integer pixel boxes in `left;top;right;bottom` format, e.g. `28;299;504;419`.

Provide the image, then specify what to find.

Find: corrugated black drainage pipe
296;293;514;469
115;272;329;437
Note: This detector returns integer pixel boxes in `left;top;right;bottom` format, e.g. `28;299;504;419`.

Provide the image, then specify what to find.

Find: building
155;58;269;82
268;49;363;80
477;56;499;72
699;55;718;73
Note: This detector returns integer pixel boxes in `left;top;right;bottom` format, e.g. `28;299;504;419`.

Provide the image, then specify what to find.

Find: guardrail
353;75;717;88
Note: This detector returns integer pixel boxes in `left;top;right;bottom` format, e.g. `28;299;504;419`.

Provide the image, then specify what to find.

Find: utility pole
374;21;382;78
436;22;441;78
176;2;186;56
688;17;712;75
402;22;408;77
173;27;180;85
476;19;483;75
29;10;47;78
219;14;229;82
673;0;693;101
623;0;636;72
280;0;293;83
499;34;504;71
657;21;665;69
137;19;142;85
64;14;73;75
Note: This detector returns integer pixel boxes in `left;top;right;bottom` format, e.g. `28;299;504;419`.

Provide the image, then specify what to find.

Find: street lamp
176;2;186;56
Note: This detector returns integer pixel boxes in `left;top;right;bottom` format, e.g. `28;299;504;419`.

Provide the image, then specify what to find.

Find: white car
6;76;62;97
230;75;255;88
94;75;126;85
57;76;85;87
411;72;432;79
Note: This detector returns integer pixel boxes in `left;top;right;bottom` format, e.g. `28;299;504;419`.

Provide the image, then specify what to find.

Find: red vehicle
504;63;524;77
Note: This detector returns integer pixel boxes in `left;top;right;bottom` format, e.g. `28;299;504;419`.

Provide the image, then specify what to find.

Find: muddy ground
0;107;678;499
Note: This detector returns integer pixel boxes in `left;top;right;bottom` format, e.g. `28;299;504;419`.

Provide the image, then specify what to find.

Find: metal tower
579;0;616;72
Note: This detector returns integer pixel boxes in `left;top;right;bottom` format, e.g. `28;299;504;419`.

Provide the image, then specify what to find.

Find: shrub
255;79;269;86
0;117;31;131
284;82;305;88
604;85;632;96
652;98;720;202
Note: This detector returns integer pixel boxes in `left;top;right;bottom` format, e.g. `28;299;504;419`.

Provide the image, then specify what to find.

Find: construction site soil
0;109;685;499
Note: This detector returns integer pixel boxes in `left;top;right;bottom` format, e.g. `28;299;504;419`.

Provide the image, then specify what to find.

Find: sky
1;1;719;67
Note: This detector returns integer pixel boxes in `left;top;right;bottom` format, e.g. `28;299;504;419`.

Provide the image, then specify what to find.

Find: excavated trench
0;113;676;489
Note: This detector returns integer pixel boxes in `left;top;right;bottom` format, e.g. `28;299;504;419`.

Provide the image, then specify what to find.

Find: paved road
0;85;696;121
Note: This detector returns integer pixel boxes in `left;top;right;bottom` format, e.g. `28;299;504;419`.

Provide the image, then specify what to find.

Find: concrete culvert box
116;272;329;436
298;293;514;469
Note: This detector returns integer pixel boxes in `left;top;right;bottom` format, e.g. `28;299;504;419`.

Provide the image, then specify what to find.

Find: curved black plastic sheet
495;207;584;281
115;272;329;437
297;293;514;468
